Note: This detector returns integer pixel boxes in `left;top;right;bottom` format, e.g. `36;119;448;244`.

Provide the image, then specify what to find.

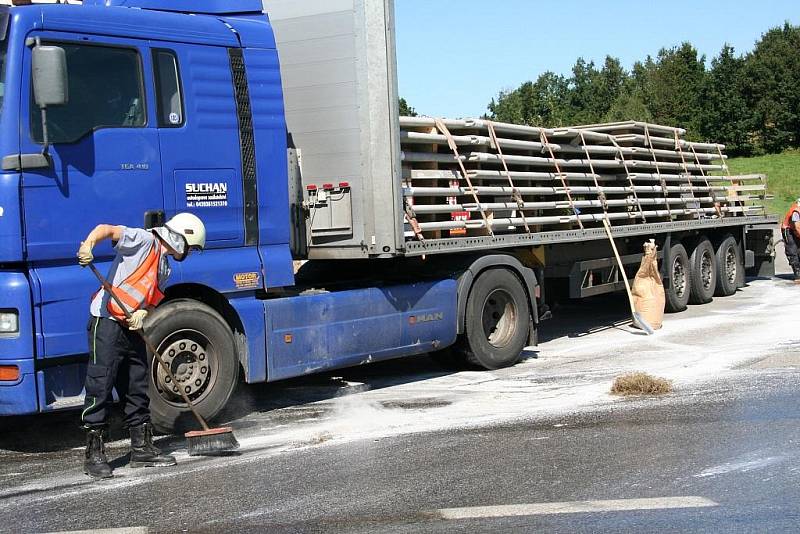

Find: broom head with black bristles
186;426;240;456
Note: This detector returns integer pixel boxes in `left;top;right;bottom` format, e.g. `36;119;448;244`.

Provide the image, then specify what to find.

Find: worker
781;198;800;282
76;213;206;479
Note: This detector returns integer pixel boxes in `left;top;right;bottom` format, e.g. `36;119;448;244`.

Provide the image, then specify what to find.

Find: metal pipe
404;184;724;197
414;206;750;231
401;150;725;172
409;196;719;214
400;131;720;161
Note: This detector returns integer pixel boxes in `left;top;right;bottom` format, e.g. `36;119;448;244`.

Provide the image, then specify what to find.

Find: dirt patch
380;398;452;410
611;372;673;396
308;432;333;445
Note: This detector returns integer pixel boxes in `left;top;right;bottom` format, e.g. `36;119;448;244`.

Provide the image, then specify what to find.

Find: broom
88;264;239;455
602;219;655;335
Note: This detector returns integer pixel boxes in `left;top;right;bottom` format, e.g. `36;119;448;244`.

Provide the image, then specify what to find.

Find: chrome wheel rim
701;251;714;290
482;289;517;348
672;257;687;298
725;248;737;285
152;328;218;407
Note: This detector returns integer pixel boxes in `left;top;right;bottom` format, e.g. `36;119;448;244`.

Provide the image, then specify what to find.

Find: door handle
144;210;165;229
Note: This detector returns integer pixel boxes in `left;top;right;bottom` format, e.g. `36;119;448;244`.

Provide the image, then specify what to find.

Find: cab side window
152;49;184;127
30;43;145;144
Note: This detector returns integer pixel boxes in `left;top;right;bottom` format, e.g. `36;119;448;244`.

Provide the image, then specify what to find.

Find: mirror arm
39;106;50;159
33;37;50;160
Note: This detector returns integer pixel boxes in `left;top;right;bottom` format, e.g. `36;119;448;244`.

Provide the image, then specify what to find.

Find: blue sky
395;0;800;118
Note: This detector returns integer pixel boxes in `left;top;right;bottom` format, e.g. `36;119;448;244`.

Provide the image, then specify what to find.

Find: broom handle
88;263;211;431
602;219;638;316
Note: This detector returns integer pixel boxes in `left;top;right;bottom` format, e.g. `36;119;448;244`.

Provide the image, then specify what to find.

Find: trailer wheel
665;243;690;313
689;238;716;305
458;268;530;370
144;299;239;434
715;235;742;296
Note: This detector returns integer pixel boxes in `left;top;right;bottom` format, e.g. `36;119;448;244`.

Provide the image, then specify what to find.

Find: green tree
568;58;602;124
646;43;706;137
741;23;800;153
399;97;418;117
700;45;752;155
488;72;570;127
597;56;628;118
568;56;627;124
484;23;800;156
605;84;653;123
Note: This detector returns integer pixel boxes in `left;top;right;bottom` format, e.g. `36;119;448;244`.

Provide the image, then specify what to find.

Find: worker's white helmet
165;212;206;250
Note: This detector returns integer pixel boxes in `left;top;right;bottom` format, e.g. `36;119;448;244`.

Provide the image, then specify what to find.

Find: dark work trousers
81;316;151;429
783;228;800;274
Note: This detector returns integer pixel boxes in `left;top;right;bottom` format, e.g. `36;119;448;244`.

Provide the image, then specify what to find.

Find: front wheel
143;299;240;434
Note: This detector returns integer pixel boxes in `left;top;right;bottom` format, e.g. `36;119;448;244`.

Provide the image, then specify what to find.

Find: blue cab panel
265;279;458;381
36;362;88;412
0;359;38;416
0;271;35;362
0;175;22;263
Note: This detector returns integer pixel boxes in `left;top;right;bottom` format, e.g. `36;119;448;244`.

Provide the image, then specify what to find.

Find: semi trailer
0;0;776;431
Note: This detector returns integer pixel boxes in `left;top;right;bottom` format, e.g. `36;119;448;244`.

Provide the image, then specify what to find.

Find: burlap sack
631;239;665;330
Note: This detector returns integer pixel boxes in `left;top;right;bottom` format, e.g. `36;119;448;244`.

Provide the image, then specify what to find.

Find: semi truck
0;0;776;431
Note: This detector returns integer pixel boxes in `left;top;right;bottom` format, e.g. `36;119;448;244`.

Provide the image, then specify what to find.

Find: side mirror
32;45;68;108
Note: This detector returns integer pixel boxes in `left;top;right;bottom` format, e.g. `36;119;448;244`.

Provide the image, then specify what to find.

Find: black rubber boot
793;265;800;281
84;428;113;479
129;423;177;468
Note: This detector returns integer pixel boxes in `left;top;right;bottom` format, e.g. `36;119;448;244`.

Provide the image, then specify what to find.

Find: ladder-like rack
400;118;768;241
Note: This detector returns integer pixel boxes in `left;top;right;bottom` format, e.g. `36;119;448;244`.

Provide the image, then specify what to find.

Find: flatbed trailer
267;0;775;305
0;0;776;430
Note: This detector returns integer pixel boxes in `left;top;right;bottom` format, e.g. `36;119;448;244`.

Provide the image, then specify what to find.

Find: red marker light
306;184;317;191
322;183;334;190
339;182;350;188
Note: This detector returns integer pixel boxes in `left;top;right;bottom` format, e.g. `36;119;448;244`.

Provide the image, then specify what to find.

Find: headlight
0;311;19;333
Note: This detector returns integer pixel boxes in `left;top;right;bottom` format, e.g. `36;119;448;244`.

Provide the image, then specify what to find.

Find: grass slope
726;150;800;216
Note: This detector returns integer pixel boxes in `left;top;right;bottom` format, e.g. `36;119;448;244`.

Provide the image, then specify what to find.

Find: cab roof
81;0;263;16
11;2;275;49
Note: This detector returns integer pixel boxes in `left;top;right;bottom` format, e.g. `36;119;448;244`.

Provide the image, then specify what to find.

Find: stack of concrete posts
399;118;767;240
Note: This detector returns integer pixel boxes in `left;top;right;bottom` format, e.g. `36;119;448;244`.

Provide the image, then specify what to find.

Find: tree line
484;23;800;157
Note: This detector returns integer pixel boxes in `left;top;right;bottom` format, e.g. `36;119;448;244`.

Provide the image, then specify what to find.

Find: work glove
77;241;94;267
127;309;148;331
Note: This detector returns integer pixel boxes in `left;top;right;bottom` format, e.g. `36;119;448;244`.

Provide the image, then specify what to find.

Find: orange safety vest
781;202;800;239
105;240;166;321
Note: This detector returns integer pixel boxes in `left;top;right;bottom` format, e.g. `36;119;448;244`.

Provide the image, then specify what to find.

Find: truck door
20;34;165;359
149;42;245;247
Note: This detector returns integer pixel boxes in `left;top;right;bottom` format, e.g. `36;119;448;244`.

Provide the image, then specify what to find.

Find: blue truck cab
0;0;526;431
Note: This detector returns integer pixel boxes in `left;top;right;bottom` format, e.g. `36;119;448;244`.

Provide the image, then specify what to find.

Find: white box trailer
263;0;403;259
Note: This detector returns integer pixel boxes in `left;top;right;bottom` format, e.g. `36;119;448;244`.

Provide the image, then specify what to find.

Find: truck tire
715;235;742;297
458;268;530;370
688;238;716;305
143;299;240;434
665;243;690;313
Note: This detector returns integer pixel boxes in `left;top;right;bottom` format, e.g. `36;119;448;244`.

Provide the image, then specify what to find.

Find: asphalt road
0;247;797;533
3;367;800;533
